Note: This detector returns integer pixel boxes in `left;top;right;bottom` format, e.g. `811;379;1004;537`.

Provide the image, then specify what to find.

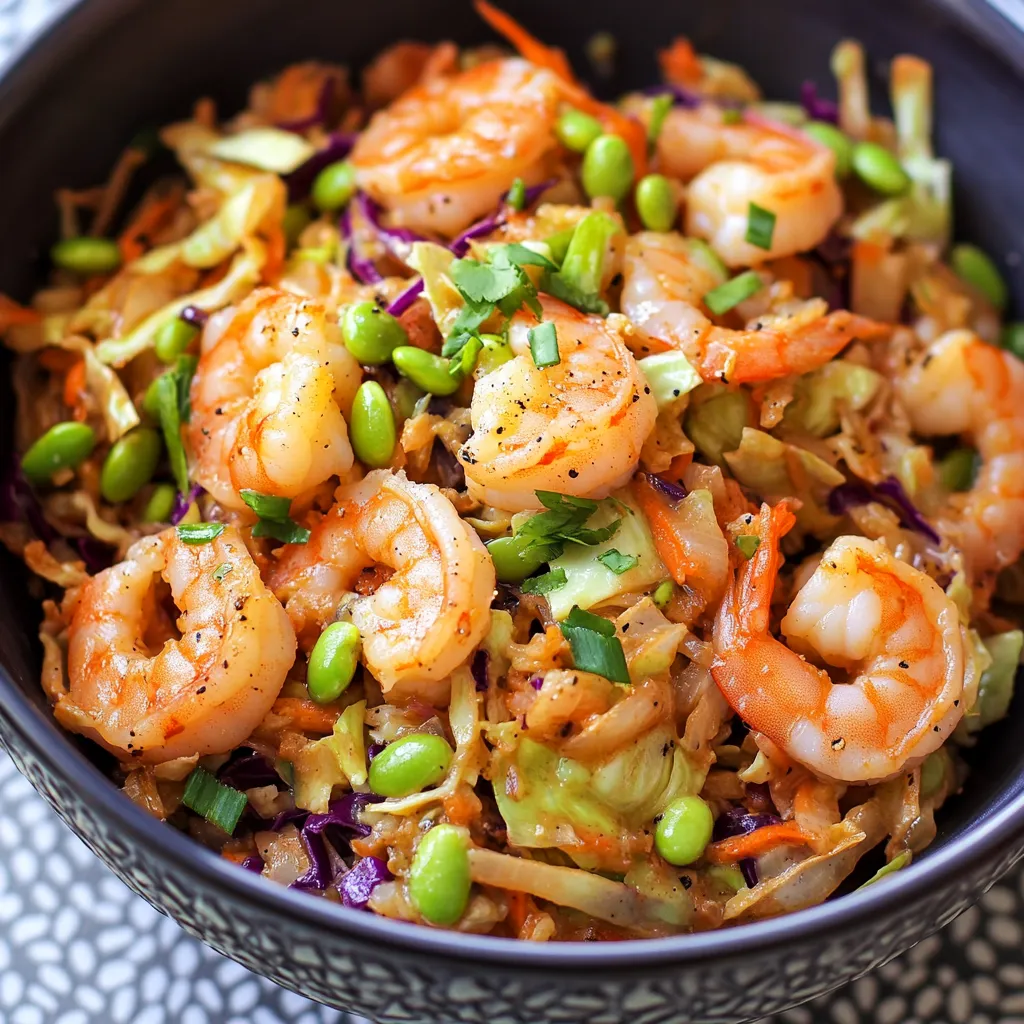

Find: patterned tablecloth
2;3;1024;1023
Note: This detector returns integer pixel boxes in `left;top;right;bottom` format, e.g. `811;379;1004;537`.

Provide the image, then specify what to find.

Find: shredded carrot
852;239;889;267
118;190;181;263
0;294;41;331
199;261;231;289
663;452;693;483
261;223;286;284
270;697;339;734
659;38;703;87
63;359;87;416
37;348;77;372
631;475;689;585
508;890;530;935
221;850;250;866
473;0;576;83
473;0;648;176
704;822;813;864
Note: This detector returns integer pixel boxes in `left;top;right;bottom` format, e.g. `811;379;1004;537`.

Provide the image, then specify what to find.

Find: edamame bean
803;120;854;178
341;302;408;365
100;428;163;503
654;795;714;866
368;733;453;798
581;134;635;202
408;824;471;926
392;378;425;420
283;203;312;246
311;160;356;212
937;447;977;493
391;346;461;396
1002;322;1024;359
51;237;122;275
851;142;911;196
485;534;548;583
154;318;199;364
142;482;177;523
350;381;396;468
21;422;96;484
307;621;360;704
652;579;675;609
634;174;678;232
950;244;1008;311
556;108;603;152
142;377;162;421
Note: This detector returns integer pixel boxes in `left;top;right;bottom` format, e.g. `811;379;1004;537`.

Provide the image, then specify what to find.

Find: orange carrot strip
63;359;86;412
659;38;703;87
631;475;689;584
118;191;181;263
0;294;41;330
852;239;889;267
704;822;812;864
270;697;339;734
664;452;693;483
508;890;530;935
473;0;576;82
37;348;77;372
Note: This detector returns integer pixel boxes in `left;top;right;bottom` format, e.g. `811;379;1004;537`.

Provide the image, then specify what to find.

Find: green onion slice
182;767;247;834
176;522;226;545
240;489;293;521
745;202;776;251
704;271;764;316
559;605;630;684
528;321;560;368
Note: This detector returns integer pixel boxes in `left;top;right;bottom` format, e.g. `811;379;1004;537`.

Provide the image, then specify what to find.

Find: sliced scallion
176;522;225;545
745;202;776;251
182;767;247;834
703;271;764;316
528;321;560;368
559;605;630;684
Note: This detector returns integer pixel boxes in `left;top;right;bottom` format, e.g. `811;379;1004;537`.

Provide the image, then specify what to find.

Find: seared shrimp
897;330;1024;579
269;470;494;701
458;295;657;511
621;232;886;384
59;526;296;764
654;107;842;265
351;58;564;237
713;502;965;783
189;288;361;510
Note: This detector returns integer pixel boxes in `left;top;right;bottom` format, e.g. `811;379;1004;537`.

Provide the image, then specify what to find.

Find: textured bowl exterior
3;0;1024;1021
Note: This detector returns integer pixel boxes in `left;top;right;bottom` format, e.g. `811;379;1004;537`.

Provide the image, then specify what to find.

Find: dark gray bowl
2;1;1024;1021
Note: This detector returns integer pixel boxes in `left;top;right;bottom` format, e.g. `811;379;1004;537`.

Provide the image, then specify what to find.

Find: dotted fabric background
2;3;1024;1022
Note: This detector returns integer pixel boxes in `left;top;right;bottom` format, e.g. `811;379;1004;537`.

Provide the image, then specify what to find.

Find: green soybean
556;108;603;153
369;733;453;798
393;378;426;420
100;428;163;503
311;160;356;212
154;318;199;364
142;377;163;421
307;621;360;704
341;302;408;365
350;381;396;468
283;203;312;247
581;134;635;202
391;346;461;396
851;142;911;196
654;795;714;866
950;244;1008;311
21;422;96;484
408;824;471;926
486;534;548;583
1001;322;1024;360
51;237;122;275
635;173;678;232
937;447;978;493
803;121;854;178
142;482;178;523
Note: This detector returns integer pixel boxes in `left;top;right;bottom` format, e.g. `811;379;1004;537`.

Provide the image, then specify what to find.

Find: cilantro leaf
598;549;638;575
514;491;621;556
521;567;568;595
450;257;522;304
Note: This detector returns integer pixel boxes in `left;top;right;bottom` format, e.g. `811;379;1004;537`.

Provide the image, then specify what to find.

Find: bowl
2;1;1024;1020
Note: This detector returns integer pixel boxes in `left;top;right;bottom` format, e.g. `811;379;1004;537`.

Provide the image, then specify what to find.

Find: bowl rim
2;0;1024;974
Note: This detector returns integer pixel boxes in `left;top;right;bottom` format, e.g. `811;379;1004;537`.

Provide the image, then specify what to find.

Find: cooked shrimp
621;232;887;384
269;470;494;701
361;41;458;109
58;526;296;764
712;502;965;783
351;58;564;237
458;295;657;511
653;106;842;265
897;329;1024;578
189;288;361;510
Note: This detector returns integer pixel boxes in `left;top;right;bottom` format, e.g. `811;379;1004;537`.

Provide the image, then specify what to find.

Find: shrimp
350;58;564;237
457;295;657;511
189;288;361;510
712;502;965;783
269;470;494;702
621;232;887;384
897;330;1024;579
58;526;296;764
654;106;842;265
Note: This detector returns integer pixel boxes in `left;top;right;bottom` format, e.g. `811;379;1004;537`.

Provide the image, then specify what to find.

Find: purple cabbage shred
2;461;57;543
170;483;204;526
712;808;782;842
366;742;385;763
339;855;392;909
339;205;384;285
284;132;358;201
75;537;113;574
472;649;489;692
530;676;544;691
354;192;426;255
739;859;760;888
641;83;702;108
180;304;209;328
291;793;385;892
385;278;424;317
241;855;265;874
276;76;337;134
650;474;687;503
218;750;281;790
800;80;839;124
828;476;941;545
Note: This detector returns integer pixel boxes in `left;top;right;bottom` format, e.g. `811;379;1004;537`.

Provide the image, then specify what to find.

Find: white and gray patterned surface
2;3;1024;1023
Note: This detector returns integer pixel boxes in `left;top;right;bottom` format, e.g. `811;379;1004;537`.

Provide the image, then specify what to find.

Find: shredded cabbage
406;242;464;336
684;385;752;466
782;362;881;438
207;128;316;174
182;176;283;269
964;631;1023;733
637;351;702;410
291;701;368;814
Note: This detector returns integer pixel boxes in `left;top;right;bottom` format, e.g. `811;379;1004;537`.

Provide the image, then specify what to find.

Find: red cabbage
339;204;384;285
339;855;392;909
713;808;782;889
472;650;489;692
285;132;358;201
385;278;424;317
2;461;57;544
740;859;760;888
354;192;426;255
800;81;839;125
170;483;204;526
450;213;504;259
241;854;265;873
75;537;113;574
828;477;941;545
180;304;209;328
292;792;385;891
218;750;282;790
650;474;687;503
530;676;544;691
276;76;338;134
641;84;702;108
366;742;384;762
